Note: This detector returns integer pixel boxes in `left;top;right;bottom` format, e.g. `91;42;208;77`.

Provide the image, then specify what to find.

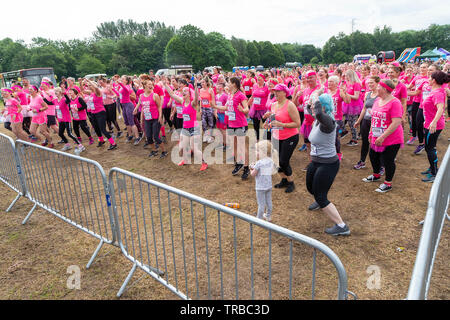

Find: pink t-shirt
16;91;28;105
216;93;228;114
419;82;432;109
345;82;362;107
401;76;414;105
328;88;343;121
173;90;184;119
102;87;116;105
392;81;407;101
140;93;159;120
411;75;428;104
271;100;299;141
423;88;446;131
252;85;270;111
5;98;20;116
41;90;56;116
29;95;47;122
69;98;87;121
119;83;132;104
56;97;72;122
370;97;404;147
90;93;106;114
182;101;197;129
226;91;248;128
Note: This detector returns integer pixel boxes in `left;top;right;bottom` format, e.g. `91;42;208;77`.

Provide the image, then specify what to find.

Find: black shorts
47;115;57;126
227;126;248;136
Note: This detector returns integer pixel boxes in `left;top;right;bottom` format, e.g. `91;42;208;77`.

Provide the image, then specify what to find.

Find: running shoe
178;160;185;166
148;150;158;157
414;144;425;155
298;144;307;152
379;167;385;176
41;141;48;147
77;137;82;144
143;141;151;148
97;141;106;148
125;136;133;143
308;202;321;211
107;144;118;151
340;130;349;139
325;224;350;236
200;162;208;171
346;140;358;147
421;168;431;175
61;144;72;152
232;163;244;176
353;161;366;170
74;145;86;155
422;174;435;183
88;137;94;145
48;143;54;149
162;136;167;144
263;213;272;222
362;175;381;183
285;182;295;193
117;131;123;138
57;139;66;145
241;166;250;180
375;183;392;193
406;136;417;145
134;136;143;146
160;151;168;159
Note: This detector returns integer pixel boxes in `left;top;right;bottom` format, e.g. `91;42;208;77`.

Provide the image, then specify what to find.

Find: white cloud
1;0;448;48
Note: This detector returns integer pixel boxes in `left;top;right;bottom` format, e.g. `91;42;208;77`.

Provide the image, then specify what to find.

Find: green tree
246;41;260;66
28;46;67;79
230;37;249;66
258;41;283;67
204;32;237;70
76;54;106;76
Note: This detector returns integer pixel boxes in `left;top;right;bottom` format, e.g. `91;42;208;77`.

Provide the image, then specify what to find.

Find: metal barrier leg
22;204;37;225
117;263;137;298
86;239;104;269
6;194;21;212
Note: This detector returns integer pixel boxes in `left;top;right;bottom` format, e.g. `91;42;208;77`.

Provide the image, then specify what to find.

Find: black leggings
144;119;162;146
306;160;340;208
105;103;121;132
4;122;12;131
72;120;91;139
369;144;401;182
252;117;262;141
360;118;371;162
424;129;442;175
89;111;112;140
58;122;79;145
22;117;31;134
174;116;183;130
411;102;420;139
162;108;173;129
273;134;299;177
416;108;425;144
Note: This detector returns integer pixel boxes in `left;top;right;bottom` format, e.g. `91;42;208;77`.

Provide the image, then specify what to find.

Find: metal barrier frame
407;145;450;300
108;167;354;300
0;133;26;212
15;139;118;269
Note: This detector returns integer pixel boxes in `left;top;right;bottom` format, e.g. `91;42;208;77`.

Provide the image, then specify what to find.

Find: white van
85;73;107;81
156;65;193;77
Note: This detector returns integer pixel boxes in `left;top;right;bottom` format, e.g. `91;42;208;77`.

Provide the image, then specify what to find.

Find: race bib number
227;111;236;121
422;90;431;100
254;97;262;105
217;101;222;107
202;99;210;106
176;106;183;114
372;127;384;137
144;111;152;120
102;94;107;100
244;86;250;91
72;111;79;120
87;102;95;111
182;114;191;121
56;109;62;119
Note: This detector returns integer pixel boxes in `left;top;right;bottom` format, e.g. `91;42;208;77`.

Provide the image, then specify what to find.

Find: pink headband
258;74;266;81
390;62;400;68
305;71;317;78
379;81;394;93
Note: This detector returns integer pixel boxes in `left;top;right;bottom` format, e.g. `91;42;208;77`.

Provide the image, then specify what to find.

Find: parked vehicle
155;65;193;76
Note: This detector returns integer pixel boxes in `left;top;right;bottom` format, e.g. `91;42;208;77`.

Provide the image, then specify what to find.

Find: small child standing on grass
250;140;277;222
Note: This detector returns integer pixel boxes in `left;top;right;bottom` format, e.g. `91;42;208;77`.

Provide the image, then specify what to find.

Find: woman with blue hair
305;93;350;236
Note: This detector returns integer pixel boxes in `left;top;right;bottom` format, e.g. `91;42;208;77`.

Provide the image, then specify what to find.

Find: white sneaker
263;213;272;222
61;144;72;152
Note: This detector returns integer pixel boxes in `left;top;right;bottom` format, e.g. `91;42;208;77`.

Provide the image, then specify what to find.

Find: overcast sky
2;0;449;48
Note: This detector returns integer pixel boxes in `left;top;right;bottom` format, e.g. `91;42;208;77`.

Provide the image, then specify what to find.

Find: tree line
0;19;448;79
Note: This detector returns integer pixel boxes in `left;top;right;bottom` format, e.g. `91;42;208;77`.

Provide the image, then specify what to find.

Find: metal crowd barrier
15;140;117;269
108;167;354;300
0;133;26;212
407;145;450;300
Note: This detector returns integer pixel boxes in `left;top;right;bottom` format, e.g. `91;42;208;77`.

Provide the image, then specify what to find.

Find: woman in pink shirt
29;86;54;147
215;82;229;150
362;79;404;193
248;74;270;141
80;79;117;150
119;75;140;144
401;66;415;136
340;69;362;146
388;63;407;123
1;88;28;140
164;79;208;171
99;78;122;138
420;71;449;182
40;82;59;135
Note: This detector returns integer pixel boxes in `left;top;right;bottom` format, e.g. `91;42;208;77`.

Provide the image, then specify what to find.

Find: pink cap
258;74;266;81
305;70;317;78
1;88;13;94
390;62;401;68
273;84;290;96
11;85;22;91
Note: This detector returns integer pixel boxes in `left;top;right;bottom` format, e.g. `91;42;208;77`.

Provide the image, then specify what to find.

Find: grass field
0;118;449;300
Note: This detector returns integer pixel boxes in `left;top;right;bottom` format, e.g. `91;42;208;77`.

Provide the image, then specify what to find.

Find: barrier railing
0;133;26;212
407;145;450;300
108;167;354;300
15;140;117;268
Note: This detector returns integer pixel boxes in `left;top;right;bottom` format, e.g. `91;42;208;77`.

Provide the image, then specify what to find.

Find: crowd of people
1;59;449;236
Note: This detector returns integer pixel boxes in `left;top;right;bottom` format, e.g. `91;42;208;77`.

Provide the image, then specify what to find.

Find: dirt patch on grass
0;123;449;300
